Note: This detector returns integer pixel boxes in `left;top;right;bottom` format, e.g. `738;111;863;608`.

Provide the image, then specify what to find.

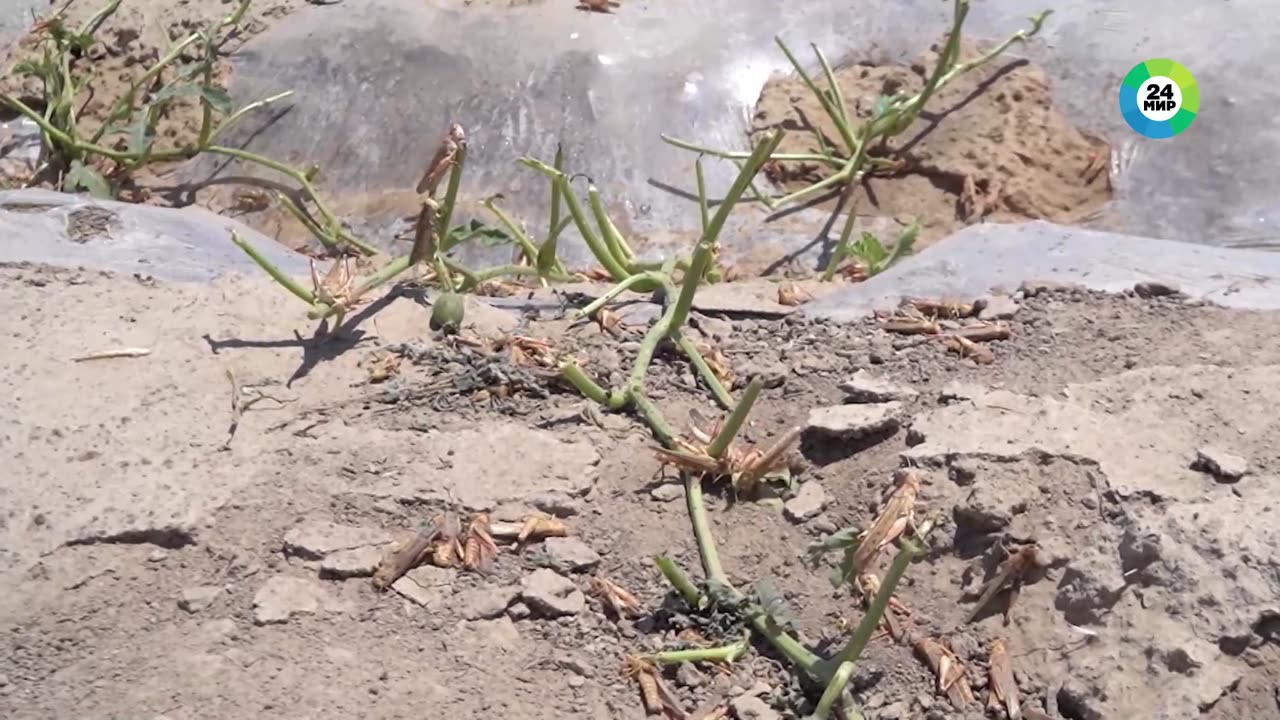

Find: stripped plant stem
554;131;784;443
648;640;748;666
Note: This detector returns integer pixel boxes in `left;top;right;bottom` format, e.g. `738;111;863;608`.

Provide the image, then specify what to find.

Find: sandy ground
751;40;1115;249
1;261;1277;720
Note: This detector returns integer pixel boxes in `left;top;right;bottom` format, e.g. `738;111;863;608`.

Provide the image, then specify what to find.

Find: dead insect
623;655;664;716
409;198;439;266
907;297;975;319
881;317;941;335
230;187;271;213
913;634;976;709
952;323;1012;343
945;334;995;365
654;419;800;498
855;572;911;643
429;513;465;568
696;343;734;387
416;122;466;197
987;638;1021;720
577;0;621;12
372;514;451;590
849;469;921;575
366;352;402;383
589;576;644;619
594;307;629;337
462;513;499;574
777;281;814;307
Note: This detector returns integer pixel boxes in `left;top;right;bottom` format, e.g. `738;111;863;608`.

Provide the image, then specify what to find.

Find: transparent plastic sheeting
804;220;1280;323
174;0;1280;258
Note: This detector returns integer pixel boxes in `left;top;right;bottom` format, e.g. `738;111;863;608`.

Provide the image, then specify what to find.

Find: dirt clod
839;370;919;403
1192;446;1249;483
805;402;904;438
783;481;829;523
521;568;586;617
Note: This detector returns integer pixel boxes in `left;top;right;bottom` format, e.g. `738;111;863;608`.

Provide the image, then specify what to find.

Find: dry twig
71;347;151;362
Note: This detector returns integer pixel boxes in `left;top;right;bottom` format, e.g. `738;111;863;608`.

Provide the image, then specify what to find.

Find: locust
855;572;911;643
913;634;976;709
987;638;1020;720
589;576;643;619
372;514;449;590
961;542;1041;626
462;513;499;574
849;469;921;575
416;122;466;197
653;411;799;497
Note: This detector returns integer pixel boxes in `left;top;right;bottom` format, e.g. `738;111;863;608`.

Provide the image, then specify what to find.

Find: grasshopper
962;541;1041;626
850;468;921;574
987;638;1020;720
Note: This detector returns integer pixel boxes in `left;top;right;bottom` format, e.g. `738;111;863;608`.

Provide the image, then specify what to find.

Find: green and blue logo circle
1119;59;1199;139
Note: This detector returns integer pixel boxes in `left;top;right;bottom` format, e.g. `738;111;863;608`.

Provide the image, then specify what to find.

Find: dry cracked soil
1;262;1278;720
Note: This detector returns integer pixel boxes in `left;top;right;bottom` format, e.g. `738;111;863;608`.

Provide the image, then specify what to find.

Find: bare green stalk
559;361;615;407
675;334;734;410
706;377;762;458
576;271;665;319
230;232;315;305
654;556;703;608
812;661;857;720
647;640;748;665
812;517;939;691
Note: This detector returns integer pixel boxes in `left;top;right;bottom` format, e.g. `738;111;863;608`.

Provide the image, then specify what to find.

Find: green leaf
198;86;232;116
850;231;889;271
873;94;893;118
882;220;920;270
125;112;154;156
65;161;112;199
443;219;513;251
151;83;203;104
12;60;42;77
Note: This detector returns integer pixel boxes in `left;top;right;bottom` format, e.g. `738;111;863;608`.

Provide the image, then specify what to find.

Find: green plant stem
821;183;862;281
452;262;576;290
654;556;703;607
675;334;734;410
588;185;635;264
576;271;665;319
694;156;710;236
682;471;822;676
775;38;856;153
480;198;547;269
631;391;675;445
706;377;762;458
812;44;850;129
520;159;633;282
648;641;748;665
813;661;856;720
560;362;613;406
230;232;315;305
819;518;938;681
660;135;834;166
203;145;377;256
